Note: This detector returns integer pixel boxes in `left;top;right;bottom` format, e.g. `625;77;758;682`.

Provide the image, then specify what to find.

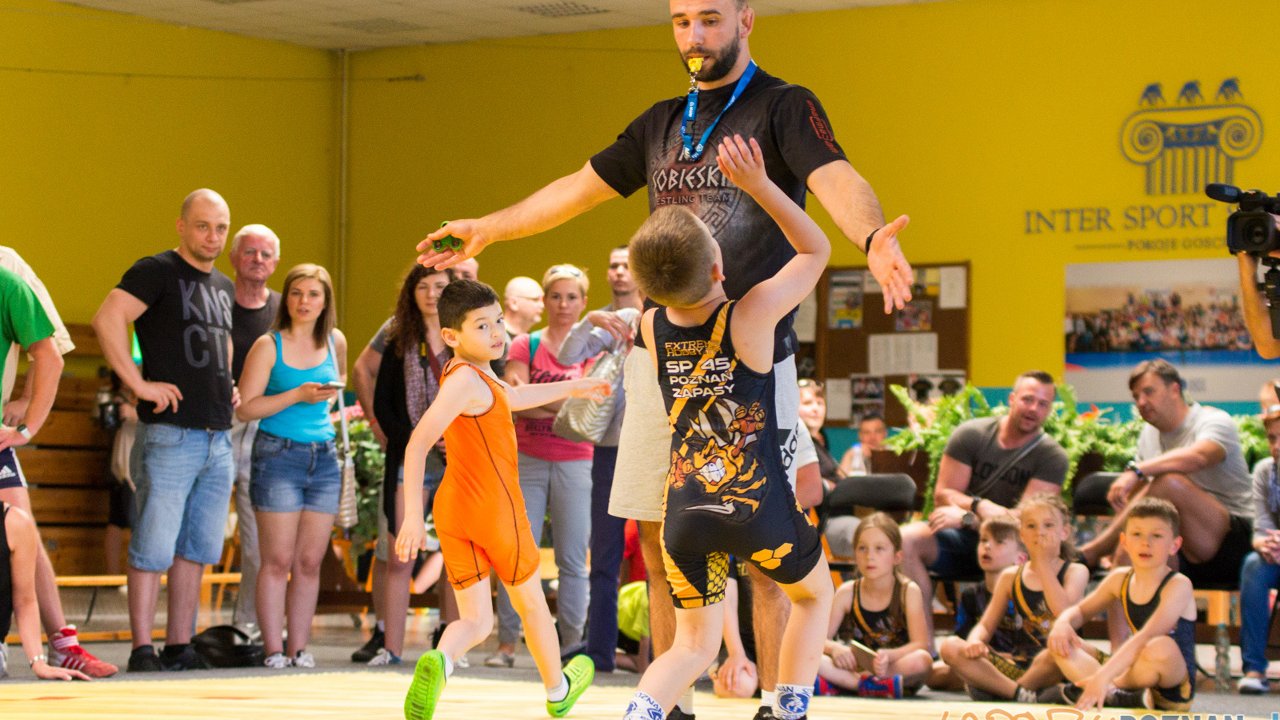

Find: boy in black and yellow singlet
1044;498;1198;711
621;134;834;720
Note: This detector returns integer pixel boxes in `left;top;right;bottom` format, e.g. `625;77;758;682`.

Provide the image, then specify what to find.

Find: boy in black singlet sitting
1044;497;1198;711
620;134;834;720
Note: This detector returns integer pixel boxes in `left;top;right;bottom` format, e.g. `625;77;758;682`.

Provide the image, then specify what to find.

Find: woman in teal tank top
237;263;348;669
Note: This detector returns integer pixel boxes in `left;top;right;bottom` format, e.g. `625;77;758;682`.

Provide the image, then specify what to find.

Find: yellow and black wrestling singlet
1119;569;1197;710
654;302;821;608
836;576;910;651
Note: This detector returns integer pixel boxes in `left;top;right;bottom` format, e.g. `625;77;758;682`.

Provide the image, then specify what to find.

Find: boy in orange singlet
395;279;609;720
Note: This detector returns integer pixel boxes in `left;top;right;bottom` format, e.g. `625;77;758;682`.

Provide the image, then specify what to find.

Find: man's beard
685;34;741;83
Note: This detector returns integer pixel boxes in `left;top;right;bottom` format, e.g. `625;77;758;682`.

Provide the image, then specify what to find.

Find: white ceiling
55;0;930;50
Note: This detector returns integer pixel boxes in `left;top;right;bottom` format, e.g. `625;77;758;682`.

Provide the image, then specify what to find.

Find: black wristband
970;495;981;513
865;226;881;255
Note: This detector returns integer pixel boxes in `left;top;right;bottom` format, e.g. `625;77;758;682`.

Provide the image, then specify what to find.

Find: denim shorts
927;526;983;580
249;430;341;514
128;423;234;572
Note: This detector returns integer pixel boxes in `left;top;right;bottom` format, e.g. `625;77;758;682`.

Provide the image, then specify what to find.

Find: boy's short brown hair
1123;497;1181;536
438;279;500;331
628;206;717;308
979;515;1020;545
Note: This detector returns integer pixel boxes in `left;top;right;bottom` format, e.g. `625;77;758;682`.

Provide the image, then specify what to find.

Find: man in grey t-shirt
900;370;1069;643
1080;359;1253;587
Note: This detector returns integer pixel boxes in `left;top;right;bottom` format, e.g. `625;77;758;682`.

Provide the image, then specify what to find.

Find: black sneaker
667;709;695;720
160;644;209;671
430;622;447;650
352;627;385;663
1104;687;1146;708
967;685;999;702
127;645;163;672
1036;683;1082;706
753;706;774;720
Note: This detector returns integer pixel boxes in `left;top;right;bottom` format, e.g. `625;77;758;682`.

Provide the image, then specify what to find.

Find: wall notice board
798;263;970;429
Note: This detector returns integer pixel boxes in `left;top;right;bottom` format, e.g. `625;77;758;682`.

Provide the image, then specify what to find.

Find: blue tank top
258;332;338;442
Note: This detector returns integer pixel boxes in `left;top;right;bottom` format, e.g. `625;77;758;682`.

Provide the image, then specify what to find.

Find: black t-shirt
231;290;281;381
117;250;235;429
591;68;846;359
943;417;1068;509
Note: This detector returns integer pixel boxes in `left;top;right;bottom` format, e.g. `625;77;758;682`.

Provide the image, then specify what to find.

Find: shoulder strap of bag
330;334;350;458
969;425;1045;499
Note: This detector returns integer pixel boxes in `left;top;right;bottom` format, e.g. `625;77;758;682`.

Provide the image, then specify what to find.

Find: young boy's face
1119;515;1181;568
1265;417;1280;462
444;302;507;362
977;529;1021;572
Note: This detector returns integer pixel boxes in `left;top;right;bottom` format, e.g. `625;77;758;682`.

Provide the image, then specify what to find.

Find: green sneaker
546;654;594;718
405;650;447;720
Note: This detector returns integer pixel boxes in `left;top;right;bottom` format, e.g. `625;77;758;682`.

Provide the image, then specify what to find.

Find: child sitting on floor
1044;497;1198;711
940;493;1089;701
818;512;933;698
928;515;1023;691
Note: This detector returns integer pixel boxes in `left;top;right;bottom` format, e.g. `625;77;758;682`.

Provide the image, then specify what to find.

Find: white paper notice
868;333;939;375
939;266;967;309
824;378;852;421
795;290;817;343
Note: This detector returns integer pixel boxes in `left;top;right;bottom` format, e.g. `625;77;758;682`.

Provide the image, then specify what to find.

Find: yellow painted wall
346;0;1274;384
5;0;1272;386
0;0;337;326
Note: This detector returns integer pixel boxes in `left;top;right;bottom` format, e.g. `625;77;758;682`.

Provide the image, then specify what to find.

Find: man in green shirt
0;265;118;678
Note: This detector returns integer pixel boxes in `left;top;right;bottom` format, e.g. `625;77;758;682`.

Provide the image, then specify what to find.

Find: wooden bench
11;323;122;576
3;572;242;644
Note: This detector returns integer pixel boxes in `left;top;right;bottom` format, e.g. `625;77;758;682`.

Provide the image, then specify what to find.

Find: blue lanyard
679;61;757;162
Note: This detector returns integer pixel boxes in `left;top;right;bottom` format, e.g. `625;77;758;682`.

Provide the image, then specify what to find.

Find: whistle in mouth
687;57;703;74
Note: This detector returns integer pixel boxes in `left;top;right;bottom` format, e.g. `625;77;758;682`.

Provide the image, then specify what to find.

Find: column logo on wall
1120;79;1263;196
1024;77;1265;254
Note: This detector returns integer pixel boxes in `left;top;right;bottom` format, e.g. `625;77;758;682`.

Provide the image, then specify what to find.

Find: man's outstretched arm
416;161;619;270
808;160;913;313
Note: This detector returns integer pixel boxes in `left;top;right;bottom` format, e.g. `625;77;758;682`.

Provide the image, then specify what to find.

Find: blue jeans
586;445;626;670
129;423;234;571
495;454;592;646
249;430;341;514
1239;551;1280;674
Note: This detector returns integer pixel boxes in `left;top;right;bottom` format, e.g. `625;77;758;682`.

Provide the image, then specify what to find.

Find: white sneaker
366;648;402;666
0;643;8;679
1238;675;1270;695
455;655;470;669
263;652;292;669
292;651;315;669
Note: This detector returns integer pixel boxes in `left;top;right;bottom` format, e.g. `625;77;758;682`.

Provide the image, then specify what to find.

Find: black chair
825;473;917;513
1072;471;1118;517
822;473;916;576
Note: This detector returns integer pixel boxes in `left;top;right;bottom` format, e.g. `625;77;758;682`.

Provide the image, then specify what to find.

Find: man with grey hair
503;276;544;337
93;188;236;672
227;223;281;635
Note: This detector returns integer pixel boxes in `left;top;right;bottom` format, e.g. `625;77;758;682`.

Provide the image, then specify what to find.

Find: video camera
1206;183;1280;339
1205;183;1280;255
